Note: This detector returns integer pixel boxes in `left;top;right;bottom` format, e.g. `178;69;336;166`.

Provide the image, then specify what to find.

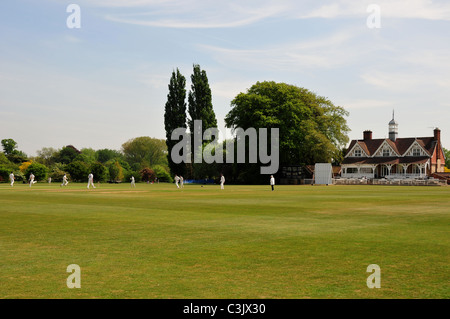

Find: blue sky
1;0;449;156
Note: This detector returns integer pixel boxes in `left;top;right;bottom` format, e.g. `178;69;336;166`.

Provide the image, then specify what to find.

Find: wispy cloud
298;0;450;20
199;29;367;71
82;0;450;29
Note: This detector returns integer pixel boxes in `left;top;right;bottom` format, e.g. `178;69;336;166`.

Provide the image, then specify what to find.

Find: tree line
164;65;352;183
0;137;172;183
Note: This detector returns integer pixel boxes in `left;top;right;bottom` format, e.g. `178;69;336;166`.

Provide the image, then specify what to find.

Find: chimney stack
434;128;441;142
363;130;373;141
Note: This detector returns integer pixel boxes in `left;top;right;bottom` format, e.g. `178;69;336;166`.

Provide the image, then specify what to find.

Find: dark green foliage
123;170;141;183
0;167;10;181
164;68;187;176
96;149;123;163
1;138;18;155
1;139;28;163
188;64;217;139
444;148;450;169
152;165;173;183
25;162;48;181
107;160;123;182
65;160;89;182
49;164;69;182
187;64;218;179
54;145;81;164
90;162;108;182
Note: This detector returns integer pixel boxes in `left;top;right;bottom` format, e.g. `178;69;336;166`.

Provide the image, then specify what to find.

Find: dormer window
412;148;421;156
383;149;390;157
354;149;362;157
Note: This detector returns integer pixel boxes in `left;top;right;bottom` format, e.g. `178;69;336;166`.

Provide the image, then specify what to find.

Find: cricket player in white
61;174;69;187
9;172;14;187
87;173;96;189
174;175;180;188
131;176;135;187
270;175;275;191
29;173;36;187
220;174;225;190
180;176;184;188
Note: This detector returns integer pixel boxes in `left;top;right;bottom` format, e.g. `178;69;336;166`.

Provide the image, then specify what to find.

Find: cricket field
0;182;448;299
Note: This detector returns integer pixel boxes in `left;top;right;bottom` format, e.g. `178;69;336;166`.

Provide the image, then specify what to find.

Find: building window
354;149;362;157
383;149;390;157
412;148;421;156
360;168;373;174
347;167;358;174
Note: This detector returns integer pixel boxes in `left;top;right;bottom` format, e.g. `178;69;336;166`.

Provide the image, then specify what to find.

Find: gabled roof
345;136;436;158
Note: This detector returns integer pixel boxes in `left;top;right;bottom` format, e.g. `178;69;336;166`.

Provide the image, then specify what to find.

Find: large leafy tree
1;138;27;163
96;148;122;163
1;139;17;155
54;145;80;164
164;68;187;176
35;147;59;166
122;137;168;171
225;81;350;168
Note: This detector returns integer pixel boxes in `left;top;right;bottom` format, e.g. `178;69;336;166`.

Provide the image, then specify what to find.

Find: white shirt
30;174;35;180
270;177;275;185
9;173;14;180
63;175;67;181
220;176;225;183
131;176;135;182
175;176;180;182
88;174;93;180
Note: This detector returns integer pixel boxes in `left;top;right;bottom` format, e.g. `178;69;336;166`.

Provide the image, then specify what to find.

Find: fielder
29;173;37;187
270;175;275;191
131;176;136;188
9;172;14;187
220;174;225;190
174;175;180;188
180;176;184;188
61;174;69;187
87;173;96;189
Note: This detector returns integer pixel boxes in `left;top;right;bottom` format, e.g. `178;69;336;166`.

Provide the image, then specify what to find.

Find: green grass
0;182;449;299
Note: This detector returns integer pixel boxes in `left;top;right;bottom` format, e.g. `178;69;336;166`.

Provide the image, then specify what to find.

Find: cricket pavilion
340;114;447;184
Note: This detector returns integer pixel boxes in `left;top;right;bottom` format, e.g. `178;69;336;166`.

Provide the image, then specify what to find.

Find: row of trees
0;137;173;183
164;65;352;183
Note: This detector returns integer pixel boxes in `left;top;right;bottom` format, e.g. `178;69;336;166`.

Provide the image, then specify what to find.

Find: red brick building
342;115;446;179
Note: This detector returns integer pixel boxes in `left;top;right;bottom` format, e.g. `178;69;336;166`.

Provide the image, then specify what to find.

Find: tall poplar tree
188;64;217;141
164;68;187;176
187;64;218;178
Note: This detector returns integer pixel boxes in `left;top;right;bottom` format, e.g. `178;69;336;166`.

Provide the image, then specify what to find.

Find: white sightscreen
314;163;332;185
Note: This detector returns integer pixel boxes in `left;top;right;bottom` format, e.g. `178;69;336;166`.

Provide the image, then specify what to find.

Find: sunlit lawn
0;182;448;298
